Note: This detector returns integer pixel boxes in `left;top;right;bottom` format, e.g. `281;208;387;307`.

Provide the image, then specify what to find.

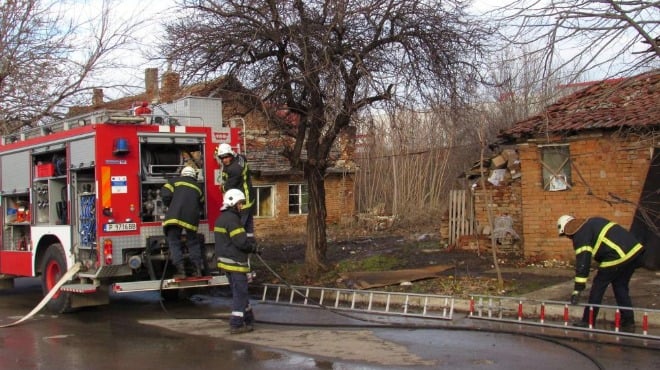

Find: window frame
288;183;309;215
540;144;572;191
253;185;274;218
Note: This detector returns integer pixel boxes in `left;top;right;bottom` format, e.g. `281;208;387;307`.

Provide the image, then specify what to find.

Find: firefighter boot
191;263;203;278
244;308;255;331
173;263;187;279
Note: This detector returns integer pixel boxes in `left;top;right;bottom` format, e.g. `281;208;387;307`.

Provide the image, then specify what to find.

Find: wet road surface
1;277;658;369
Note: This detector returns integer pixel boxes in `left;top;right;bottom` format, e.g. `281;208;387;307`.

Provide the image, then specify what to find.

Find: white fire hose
0;262;81;328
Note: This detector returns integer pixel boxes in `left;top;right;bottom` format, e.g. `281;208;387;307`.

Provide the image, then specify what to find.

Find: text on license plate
103;223;137;232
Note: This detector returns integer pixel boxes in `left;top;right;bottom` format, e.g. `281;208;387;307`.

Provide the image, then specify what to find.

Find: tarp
338;264;453;289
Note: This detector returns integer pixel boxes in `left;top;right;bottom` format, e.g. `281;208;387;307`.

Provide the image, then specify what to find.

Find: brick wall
252;174;355;241
219;96;357;242
518;134;651;261
473;180;523;244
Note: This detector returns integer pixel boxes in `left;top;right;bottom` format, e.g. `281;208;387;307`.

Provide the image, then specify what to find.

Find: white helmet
223;189;246;208
181;166;197;178
557;215;575;236
217;143;234;158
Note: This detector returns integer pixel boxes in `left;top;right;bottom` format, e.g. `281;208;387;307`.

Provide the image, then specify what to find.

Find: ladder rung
260;284;454;320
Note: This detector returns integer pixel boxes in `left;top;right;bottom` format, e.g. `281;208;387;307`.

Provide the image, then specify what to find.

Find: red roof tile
500;70;660;140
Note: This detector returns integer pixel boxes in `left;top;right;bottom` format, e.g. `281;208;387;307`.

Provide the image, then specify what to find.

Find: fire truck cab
0;97;242;313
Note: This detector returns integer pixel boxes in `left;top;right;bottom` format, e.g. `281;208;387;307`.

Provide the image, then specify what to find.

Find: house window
541;145;572;191
254;185;274;217
288;183;309;215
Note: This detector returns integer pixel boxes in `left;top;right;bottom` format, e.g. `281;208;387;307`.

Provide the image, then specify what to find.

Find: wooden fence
448;189;474;246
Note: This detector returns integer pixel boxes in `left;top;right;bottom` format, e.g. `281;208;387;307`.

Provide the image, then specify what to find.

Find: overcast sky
84;0;495;100
70;0;177;100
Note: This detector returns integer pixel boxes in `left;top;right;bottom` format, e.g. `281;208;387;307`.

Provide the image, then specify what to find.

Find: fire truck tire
40;244;75;314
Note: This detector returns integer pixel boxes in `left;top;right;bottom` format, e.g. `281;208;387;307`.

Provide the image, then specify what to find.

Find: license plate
103;223;137;232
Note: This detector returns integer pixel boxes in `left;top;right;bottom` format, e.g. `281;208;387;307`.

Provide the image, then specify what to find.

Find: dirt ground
252;230;575;299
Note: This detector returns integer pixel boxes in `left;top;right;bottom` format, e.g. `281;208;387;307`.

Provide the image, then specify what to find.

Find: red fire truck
0;97;242;313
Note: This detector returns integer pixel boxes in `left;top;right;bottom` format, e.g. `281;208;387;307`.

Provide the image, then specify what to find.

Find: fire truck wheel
40;244;74;314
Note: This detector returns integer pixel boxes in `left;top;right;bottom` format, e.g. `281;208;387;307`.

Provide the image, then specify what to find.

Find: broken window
254;185;274;217
540;145;572;191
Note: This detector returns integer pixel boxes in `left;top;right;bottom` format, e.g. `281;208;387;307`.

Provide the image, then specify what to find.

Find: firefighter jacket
571;217;644;291
221;154;254;210
214;207;255;273
161;175;204;232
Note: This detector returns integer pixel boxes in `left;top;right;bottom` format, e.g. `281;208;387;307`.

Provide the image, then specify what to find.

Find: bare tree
354;106;481;226
0;0;143;133
491;0;659;82
162;0;492;275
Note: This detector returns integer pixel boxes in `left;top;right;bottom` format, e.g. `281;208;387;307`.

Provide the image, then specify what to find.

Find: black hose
251;253;609;370
158;258;171;315
163;253;654;369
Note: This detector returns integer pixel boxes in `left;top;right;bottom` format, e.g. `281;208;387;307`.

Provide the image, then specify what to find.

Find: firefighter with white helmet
216;143;234;158
557;214;646;332
556;215;575;236
214;189;260;334
216;143;255;239
161;166;205;278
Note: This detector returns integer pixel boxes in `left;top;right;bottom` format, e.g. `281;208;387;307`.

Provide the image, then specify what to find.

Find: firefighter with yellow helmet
557;215;646;332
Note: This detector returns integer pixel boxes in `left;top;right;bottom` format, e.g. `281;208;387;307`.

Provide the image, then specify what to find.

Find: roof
499;70;660;141
68;72;354;176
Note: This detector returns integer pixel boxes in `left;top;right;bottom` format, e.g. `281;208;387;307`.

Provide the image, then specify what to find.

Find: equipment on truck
0;96;240;313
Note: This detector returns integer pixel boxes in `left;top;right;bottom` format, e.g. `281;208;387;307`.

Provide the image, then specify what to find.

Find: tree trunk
304;162;328;277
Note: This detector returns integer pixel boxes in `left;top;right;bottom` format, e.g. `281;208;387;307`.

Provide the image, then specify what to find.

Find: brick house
480;71;659;267
71;68;357;241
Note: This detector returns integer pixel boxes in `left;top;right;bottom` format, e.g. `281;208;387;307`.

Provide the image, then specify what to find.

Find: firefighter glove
570;290;581;305
573;282;586;292
248;239;262;255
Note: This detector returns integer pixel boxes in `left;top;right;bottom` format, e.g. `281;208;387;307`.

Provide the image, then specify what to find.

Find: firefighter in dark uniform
557;215;646;332
214;189;259;334
216;143;255;239
161;166;204;278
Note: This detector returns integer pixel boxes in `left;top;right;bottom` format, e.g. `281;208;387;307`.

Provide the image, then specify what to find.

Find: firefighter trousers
166;226;203;268
227;271;253;328
582;250;645;325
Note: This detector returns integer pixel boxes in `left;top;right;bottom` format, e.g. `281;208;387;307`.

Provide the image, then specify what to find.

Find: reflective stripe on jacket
214;207;252;272
572;217;644;285
161;175;204;232
221;154;254;209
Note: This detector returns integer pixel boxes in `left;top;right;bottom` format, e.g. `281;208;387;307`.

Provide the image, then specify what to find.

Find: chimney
161;70;180;103
145;68;159;101
338;125;357;160
92;88;104;106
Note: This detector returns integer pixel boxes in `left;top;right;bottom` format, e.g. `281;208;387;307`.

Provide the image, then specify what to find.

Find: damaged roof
499;70;660;141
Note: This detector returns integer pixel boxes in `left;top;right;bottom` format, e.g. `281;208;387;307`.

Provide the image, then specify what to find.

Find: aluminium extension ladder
260;284;454;320
468;294;660;340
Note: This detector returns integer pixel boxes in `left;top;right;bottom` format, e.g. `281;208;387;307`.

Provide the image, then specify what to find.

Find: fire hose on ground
0;262;81;328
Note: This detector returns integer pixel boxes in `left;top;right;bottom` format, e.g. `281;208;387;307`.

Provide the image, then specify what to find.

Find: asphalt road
0;278;658;370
